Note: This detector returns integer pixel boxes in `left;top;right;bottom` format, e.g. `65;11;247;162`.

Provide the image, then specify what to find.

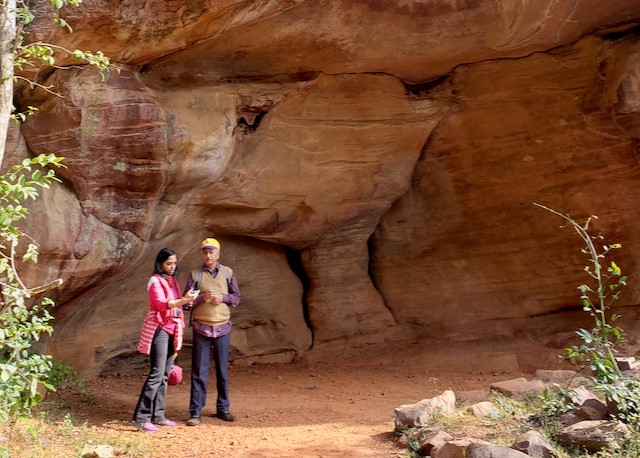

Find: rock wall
8;0;640;376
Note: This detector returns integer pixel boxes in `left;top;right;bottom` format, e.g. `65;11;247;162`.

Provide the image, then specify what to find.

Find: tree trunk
0;0;16;168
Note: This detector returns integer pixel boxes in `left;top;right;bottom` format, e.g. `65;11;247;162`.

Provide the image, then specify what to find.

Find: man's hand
205;289;224;305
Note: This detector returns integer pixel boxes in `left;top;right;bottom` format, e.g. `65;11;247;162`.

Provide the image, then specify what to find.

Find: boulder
394;390;456;430
511;430;556;458
490;378;547;401
559;420;631;452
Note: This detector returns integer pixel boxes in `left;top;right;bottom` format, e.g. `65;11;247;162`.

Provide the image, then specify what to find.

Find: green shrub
45;360;86;393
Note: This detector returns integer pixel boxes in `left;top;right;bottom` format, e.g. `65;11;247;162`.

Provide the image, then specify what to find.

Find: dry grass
0;396;153;458
1;418;149;457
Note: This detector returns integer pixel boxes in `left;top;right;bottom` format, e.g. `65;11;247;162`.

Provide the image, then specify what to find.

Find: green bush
0;155;64;429
45;360;86;392
0;301;54;422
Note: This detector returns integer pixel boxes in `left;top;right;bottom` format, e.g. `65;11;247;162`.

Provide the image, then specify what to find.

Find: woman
132;247;197;433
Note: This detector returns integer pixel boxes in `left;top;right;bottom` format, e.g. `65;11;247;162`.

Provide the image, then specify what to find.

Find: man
184;237;241;426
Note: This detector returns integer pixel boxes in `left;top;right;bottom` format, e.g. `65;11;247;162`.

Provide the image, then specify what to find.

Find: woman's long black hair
153;247;179;277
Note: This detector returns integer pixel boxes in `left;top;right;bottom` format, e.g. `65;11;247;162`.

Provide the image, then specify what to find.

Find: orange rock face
9;1;640;375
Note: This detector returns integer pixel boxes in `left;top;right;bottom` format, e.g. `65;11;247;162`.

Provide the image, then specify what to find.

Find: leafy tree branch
0;0;112;166
0;154;65;433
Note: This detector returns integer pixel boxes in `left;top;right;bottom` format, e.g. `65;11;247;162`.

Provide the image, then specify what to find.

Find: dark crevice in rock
236;111;267;133
218;71;321;84
285;71;321;82
632;138;640;167
285;247;314;342
599;23;640;41
525;304;587;318
367;236;399;325
138;66;320;88
138;62;151;74
235;97;278;135
403;74;450;97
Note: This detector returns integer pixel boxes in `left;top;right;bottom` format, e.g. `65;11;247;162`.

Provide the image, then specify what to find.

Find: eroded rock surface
9;0;640;375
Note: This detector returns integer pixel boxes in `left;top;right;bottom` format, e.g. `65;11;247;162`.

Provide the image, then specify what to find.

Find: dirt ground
39;341;539;458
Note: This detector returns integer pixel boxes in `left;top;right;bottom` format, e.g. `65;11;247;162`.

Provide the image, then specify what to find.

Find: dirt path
50;343;531;458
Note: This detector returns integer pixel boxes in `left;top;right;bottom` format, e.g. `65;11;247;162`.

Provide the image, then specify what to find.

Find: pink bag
168;364;183;386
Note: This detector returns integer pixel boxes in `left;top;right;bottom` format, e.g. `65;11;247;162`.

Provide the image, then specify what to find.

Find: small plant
531;385;570;424
58;413;75;436
599;376;640;428
535;203;640;451
534;203;625;383
44;360;86;393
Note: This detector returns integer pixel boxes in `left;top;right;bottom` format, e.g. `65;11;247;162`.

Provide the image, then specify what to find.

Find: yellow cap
200;238;220;250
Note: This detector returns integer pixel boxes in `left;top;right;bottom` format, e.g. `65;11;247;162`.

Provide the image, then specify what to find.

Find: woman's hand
181;289;198;308
170;289;198;309
186;289;199;302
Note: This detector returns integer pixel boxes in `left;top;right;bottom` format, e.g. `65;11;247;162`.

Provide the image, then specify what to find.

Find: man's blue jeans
189;329;230;417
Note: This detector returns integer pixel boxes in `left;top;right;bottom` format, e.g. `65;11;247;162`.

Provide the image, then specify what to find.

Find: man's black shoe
215;411;236;422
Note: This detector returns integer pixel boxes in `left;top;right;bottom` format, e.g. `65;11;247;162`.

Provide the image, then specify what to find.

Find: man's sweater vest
192;267;232;327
